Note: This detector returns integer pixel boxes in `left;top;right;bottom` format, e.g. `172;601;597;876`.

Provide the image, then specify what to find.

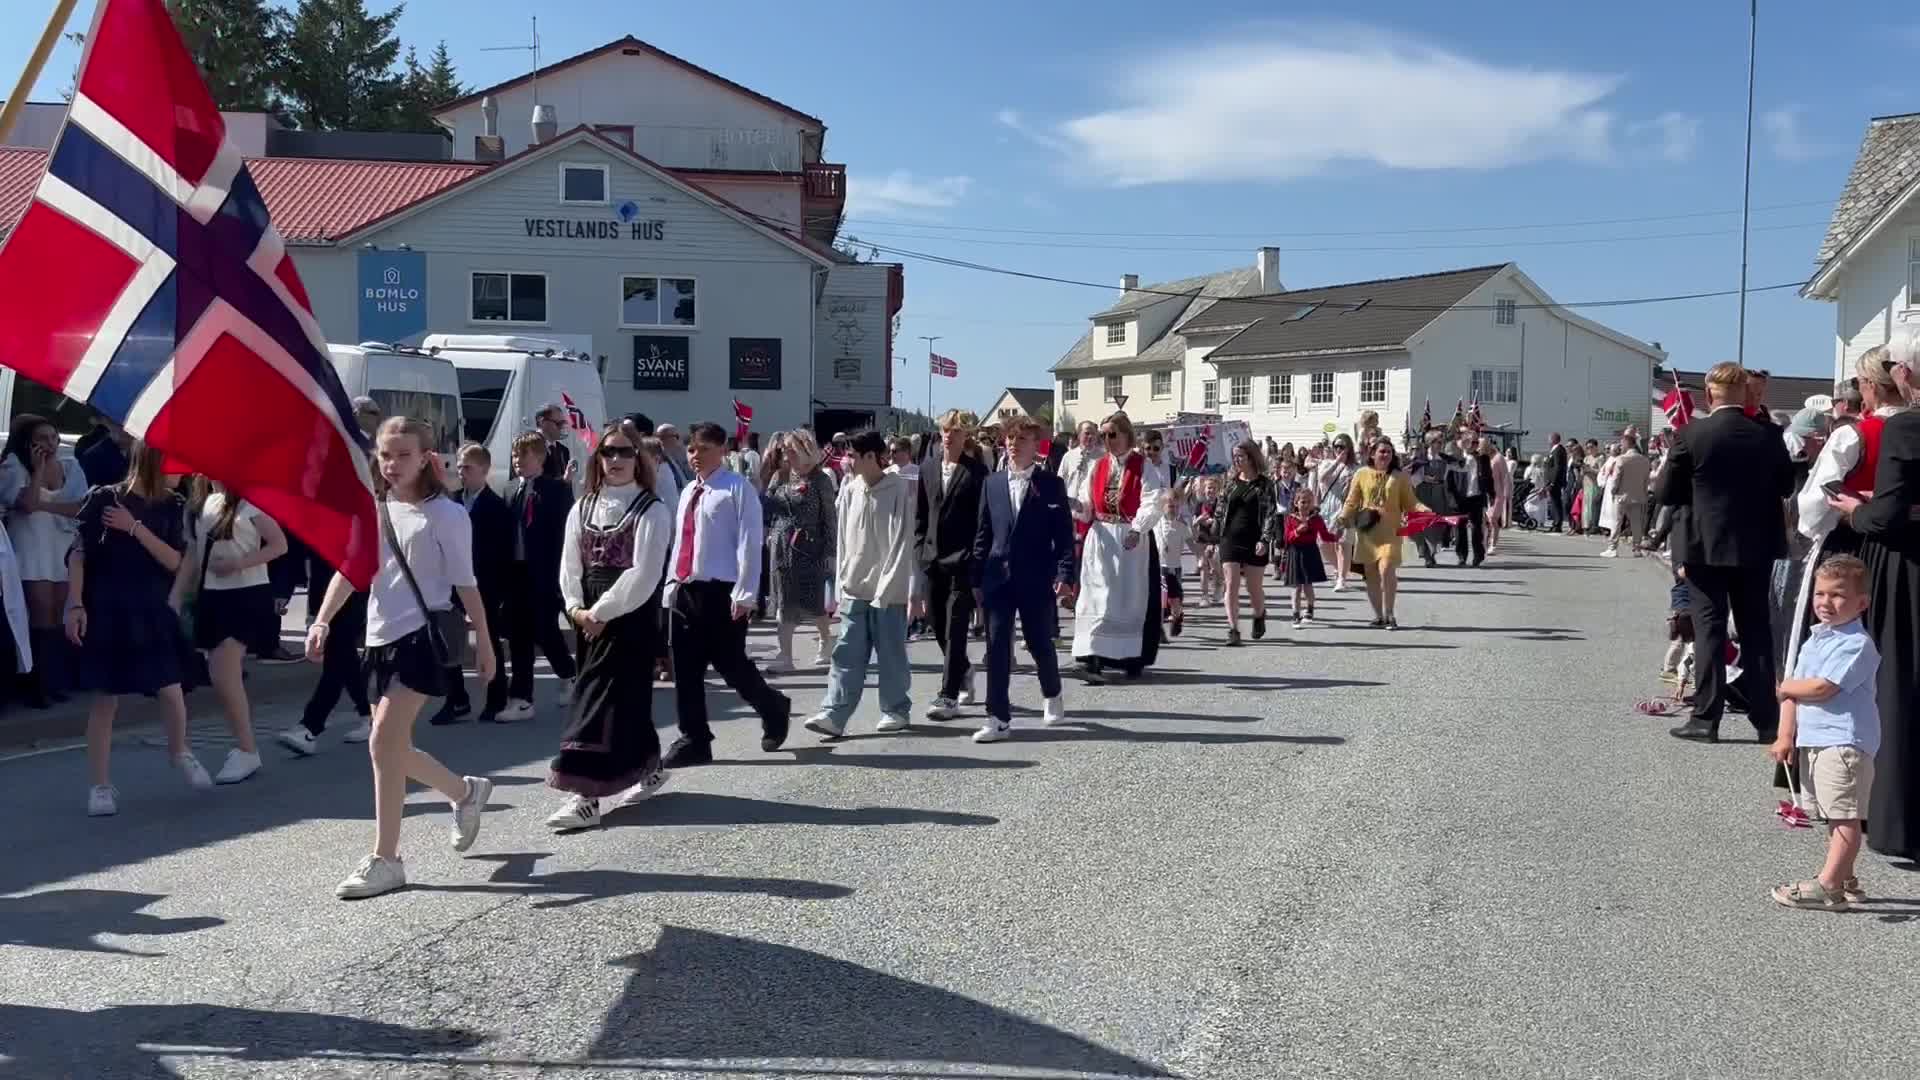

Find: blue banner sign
357;249;427;343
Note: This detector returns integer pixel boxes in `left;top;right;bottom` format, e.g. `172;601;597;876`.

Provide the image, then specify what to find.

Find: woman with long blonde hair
307;416;497;898
762;429;836;671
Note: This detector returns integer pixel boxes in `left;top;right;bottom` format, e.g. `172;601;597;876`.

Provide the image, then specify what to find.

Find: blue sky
8;1;1899;415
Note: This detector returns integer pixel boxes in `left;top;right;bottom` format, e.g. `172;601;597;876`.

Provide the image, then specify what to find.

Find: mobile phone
1821;480;1846;498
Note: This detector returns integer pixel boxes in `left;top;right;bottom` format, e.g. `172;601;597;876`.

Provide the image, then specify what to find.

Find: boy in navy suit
969;417;1076;743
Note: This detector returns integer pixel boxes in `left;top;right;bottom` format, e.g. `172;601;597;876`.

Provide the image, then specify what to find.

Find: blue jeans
822;598;911;722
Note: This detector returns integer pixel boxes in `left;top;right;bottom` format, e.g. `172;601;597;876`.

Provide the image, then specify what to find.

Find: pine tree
278;0;408;131
166;0;286;113
394;41;465;134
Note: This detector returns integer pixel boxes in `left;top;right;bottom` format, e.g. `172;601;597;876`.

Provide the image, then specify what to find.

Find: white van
326;343;464;459
419;334;608;491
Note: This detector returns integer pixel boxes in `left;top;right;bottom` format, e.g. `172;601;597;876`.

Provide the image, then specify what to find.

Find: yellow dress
1340;467;1421;569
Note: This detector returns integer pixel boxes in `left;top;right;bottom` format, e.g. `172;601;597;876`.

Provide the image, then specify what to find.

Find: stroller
1510;476;1542;530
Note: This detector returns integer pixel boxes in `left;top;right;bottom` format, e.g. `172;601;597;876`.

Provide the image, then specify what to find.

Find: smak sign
357;249;427;343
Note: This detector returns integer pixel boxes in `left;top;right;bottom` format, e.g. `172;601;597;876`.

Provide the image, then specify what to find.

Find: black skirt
193;583;281;655
366;626;446;699
551;568;663;799
1279;542;1328;586
75;598;189;696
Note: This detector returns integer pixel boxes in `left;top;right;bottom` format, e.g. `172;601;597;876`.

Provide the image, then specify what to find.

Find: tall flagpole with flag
919;334;941;419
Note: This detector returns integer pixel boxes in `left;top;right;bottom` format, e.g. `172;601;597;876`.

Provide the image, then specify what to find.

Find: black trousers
1547;485;1567;532
504;567;575;701
985;583;1063;721
446;588;507;713
926;563;975;699
670;580;789;743
1684;561;1778;732
1454;495;1487;564
301;592;369;733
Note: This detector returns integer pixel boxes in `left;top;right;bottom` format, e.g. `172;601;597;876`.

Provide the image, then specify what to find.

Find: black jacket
1547;443;1569;489
458;485;514;600
972;468;1076;594
1656;406;1793;567
1447;453;1496;505
507;474;573;604
916;452;989;569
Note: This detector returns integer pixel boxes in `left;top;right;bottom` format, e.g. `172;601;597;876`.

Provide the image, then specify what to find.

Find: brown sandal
1771;880;1850;912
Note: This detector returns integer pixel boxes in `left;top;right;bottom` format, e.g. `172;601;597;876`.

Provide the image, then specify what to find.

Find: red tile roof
0;150;490;242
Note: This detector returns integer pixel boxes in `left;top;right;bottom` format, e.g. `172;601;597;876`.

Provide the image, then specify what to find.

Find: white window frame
1229;373;1251;408
1062;378;1079;403
469;270;550;325
560;162;611;205
1359;369;1387;404
1269;373;1291;407
1470;367;1521;405
1308;371;1334;409
1105;322;1126;346
1151;370;1172;399
1493;296;1517;327
618;273;700;330
1103;374;1123;402
1908;237;1920;309
1202;380;1218;411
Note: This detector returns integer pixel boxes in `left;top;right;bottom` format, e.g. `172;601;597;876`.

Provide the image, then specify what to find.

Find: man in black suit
503;431;578;720
969;416;1076;743
1657;362;1795;742
1447;432;1496;567
1545;432;1569;533
436;443;514;725
917;410;991;719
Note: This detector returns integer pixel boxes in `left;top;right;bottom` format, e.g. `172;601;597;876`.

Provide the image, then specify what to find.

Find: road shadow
408;852;856;909
717;747;1039;769
591;925;1175;1076
1065;708;1263;724
1126;671;1385;690
1400;625;1579;636
1010;722;1343;747
0;1001;484;1078
613;792;998;829
0;889;223;956
1482;560;1605;571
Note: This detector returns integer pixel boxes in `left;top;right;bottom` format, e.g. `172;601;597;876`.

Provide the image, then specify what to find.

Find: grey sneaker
450;776;492;853
335;854;406;899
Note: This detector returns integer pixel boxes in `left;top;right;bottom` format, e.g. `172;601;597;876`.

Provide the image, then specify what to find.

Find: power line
845;220;1827;256
841;197;1835;240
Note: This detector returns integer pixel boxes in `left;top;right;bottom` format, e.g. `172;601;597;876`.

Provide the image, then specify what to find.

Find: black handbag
1352;507;1381;532
378;499;468;666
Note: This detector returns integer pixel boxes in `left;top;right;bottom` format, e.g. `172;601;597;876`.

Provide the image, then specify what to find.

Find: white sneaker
87;784;118;817
342;718;373;743
765;654;795;675
957;671;978;706
276;726;320;757
173;752;213;790
972;718;1011;743
609;768;669;810
803;710;847;740
215;748;262;785
814;642;834;668
545;794;602;832
335;854;406;899
925;696;958;720
496;699;535;723
1042;694;1067;727
875;712;910;733
1600;548;1618;559
449;776;492;852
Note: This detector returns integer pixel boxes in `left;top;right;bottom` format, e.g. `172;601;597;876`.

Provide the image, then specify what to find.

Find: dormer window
561;163;610;205
1105;322;1126;346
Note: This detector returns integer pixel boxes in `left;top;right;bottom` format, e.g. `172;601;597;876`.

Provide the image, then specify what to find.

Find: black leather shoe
429;701;471;726
663;737;715;768
1751;726;1779;744
1668;719;1720;743
761;700;792;752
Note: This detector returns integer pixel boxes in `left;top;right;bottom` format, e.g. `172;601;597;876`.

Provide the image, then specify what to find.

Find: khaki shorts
1801;745;1874;822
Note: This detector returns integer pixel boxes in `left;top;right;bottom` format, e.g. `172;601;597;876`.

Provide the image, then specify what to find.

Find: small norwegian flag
1468;397;1485;432
1661;375;1697;429
930;353;959;378
732;398;753;445
1186;424;1212;469
561;390;597;452
1419;398;1431;432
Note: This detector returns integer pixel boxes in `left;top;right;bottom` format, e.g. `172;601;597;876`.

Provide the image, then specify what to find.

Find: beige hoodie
835;466;923;607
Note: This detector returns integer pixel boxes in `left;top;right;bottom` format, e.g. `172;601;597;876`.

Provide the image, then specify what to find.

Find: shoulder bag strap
378;498;437;618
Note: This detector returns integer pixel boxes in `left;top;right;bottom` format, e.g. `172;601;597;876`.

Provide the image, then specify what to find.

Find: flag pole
1736;0;1757;367
919;335;940;421
0;0;82;147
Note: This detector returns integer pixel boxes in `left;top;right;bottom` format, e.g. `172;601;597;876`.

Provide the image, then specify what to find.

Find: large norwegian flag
1660;374;1698;429
0;0;375;586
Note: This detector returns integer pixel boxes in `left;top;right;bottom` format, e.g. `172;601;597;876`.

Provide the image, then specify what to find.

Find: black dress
1851;410;1920;858
550;489;665;799
1217;476;1274;567
72;486;190;696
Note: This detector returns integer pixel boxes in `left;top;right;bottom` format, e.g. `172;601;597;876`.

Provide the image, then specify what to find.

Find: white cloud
995;107;1069;154
1045;27;1624;185
845;171;975;218
1763;105;1823;161
1634;111;1701;162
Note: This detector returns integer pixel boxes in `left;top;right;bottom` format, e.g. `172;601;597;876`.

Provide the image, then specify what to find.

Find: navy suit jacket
971;467;1076;597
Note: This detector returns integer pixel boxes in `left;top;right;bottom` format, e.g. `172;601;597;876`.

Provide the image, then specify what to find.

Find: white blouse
560;482;673;623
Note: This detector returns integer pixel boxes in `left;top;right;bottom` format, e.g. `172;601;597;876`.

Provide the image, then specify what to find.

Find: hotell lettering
524;218;667;241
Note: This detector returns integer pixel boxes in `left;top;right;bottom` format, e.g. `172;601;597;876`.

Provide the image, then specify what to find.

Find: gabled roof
1197;265;1507;361
434;35;825;129
996;386;1054;415
1808;113;1920;298
0;147;489;243
1053;265;1267;373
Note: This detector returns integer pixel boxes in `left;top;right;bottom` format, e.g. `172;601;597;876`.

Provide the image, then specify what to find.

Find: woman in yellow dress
1339;438;1424;629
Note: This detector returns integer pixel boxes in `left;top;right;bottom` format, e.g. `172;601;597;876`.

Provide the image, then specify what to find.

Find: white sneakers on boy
1042;694;1068;727
277;726;320;757
972;718;1012;743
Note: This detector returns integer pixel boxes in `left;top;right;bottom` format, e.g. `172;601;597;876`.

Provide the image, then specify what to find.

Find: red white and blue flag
1468;396;1485;431
1419;398;1431;432
930;353;959;378
0;0;375;585
732;397;753;444
1660;374;1697;429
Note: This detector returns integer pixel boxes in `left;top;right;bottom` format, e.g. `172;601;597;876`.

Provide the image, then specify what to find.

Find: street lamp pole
918;335;941;421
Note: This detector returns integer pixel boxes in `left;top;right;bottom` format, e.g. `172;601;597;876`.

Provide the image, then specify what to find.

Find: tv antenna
481;16;542;104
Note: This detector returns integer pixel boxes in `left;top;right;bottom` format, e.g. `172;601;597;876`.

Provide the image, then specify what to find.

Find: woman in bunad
544;421;674;833
1069;411;1165;682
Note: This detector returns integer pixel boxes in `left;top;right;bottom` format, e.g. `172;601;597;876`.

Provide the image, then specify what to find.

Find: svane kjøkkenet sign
633;336;690;391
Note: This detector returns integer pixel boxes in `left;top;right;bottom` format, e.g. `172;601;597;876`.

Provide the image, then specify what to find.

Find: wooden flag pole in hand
0;0;82;146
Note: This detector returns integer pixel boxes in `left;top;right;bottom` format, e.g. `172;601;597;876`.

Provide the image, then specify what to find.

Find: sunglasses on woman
597;444;638;460
1103;429;1122;439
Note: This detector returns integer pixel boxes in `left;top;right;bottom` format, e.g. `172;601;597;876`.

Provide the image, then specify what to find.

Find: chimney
474;135;505;162
1120;273;1139;293
531;103;558;145
1257;246;1281;291
481;95;499;137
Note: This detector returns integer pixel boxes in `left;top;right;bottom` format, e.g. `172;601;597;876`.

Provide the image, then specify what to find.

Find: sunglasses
1103;429;1123;439
597;444;638;460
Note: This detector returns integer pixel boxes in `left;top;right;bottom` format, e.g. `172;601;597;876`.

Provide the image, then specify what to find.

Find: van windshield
369;390;461;456
456;368;513;445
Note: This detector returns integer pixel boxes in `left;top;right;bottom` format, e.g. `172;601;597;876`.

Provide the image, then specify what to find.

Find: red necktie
674;481;703;580
522;483;534;526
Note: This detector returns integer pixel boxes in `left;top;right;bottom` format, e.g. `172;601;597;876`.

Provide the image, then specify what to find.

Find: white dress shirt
1007;463;1036;516
560;483;673;622
665;466;763;608
1797;406;1902;539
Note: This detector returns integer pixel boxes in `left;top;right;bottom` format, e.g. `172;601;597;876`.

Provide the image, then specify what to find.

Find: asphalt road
2;532;1915;1079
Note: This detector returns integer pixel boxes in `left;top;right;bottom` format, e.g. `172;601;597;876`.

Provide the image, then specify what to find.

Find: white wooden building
1803;112;1920;383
